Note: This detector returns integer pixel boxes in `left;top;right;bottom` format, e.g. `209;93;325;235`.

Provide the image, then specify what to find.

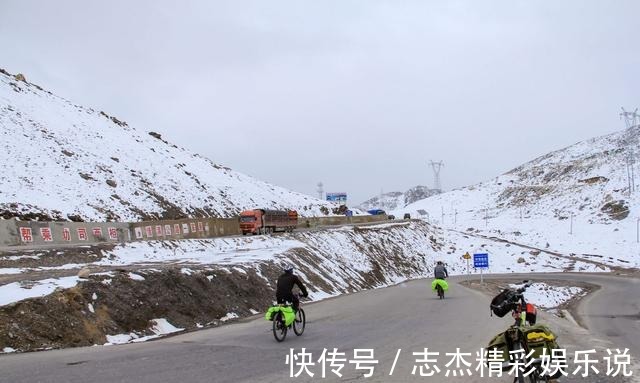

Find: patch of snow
87;303;95;313
127;272;145;281
355;222;411;229
104;319;183;346
97;238;304;268
249;309;259;315
0;276;81;306
37;263;92;271
149;318;184;335
4;255;40;261
0;268;27;275
2;347;16;353
509;282;585;309
307;290;337;301
105;333;138;345
220;312;239;322
92;292;97;300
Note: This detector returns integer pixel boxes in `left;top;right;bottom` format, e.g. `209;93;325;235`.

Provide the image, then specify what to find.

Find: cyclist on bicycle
276;264;308;312
434;261;448;280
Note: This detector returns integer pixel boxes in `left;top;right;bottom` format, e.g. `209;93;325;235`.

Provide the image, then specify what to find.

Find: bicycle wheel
272;312;287;342
437;285;444;299
293;308;306;336
511;342;527;383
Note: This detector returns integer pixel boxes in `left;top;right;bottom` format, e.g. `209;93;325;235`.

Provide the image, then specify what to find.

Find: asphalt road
0;273;637;383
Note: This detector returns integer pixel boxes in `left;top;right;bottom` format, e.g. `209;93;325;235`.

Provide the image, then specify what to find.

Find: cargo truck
239;209;298;235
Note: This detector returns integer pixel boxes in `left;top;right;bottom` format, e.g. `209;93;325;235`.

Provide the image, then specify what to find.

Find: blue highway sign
473;253;489;268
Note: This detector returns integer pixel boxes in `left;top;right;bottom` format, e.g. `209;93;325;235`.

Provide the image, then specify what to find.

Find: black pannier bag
490;289;515;317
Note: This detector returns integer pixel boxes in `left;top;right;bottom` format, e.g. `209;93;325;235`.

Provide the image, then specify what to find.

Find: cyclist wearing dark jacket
434;261;448;279
276;264;308;312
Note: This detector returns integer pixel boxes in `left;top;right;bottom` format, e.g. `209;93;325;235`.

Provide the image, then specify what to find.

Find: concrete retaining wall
297;214;388;228
0;220;130;247
129;218;241;241
0;214;389;250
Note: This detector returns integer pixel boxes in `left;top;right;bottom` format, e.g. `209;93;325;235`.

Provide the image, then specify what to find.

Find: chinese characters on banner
15;220;209;245
39;227;53;242
20;227;33;242
77;228;88;241
62;228;71;241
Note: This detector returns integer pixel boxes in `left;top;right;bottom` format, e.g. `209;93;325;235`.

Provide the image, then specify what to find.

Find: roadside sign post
473;253;489;284
462;252;471;276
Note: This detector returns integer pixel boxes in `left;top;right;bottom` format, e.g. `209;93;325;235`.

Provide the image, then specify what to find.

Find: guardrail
0;214;390;249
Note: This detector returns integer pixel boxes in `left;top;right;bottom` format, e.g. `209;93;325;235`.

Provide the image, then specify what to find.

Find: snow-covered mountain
397;126;640;267
0;69;345;221
357;185;439;211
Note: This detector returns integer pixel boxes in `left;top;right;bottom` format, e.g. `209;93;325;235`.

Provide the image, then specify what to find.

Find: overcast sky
2;1;639;204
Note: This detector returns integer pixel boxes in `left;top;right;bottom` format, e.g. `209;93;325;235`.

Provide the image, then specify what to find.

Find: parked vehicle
403;213;411;219
239;209;298;235
367;209;386;215
388;215;395;220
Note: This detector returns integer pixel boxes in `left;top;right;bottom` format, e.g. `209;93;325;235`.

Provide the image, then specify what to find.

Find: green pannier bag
485;331;511;371
486;324;564;376
264;305;296;326
431;279;449;292
265;306;278;321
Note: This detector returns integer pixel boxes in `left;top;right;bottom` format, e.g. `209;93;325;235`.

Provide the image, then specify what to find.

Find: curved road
0;273;637;383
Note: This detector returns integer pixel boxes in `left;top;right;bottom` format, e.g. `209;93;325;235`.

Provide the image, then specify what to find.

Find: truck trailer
239;209;298;235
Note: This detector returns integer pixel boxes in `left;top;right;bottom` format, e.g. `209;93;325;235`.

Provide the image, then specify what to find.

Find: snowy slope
0;69;345;221
357;185;439;211
396;127;640;268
